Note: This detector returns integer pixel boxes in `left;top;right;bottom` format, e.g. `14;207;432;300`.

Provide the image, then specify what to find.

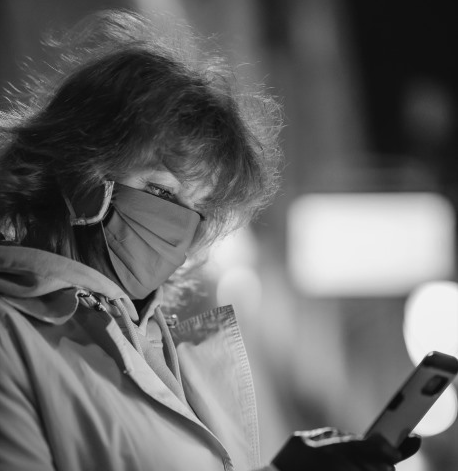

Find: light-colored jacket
0;245;270;471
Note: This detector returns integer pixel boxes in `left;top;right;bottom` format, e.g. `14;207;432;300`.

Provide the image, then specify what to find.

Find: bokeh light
216;266;263;316
404;282;458;438
404;281;458;364
205;227;263;317
396;450;430;471
206;227;259;273
288;193;455;296
413;385;458;437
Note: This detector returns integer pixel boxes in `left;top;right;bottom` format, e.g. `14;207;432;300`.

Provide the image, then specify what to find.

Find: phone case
364;351;458;447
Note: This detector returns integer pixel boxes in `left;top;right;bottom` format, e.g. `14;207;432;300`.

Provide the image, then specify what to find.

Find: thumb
398;434;422;461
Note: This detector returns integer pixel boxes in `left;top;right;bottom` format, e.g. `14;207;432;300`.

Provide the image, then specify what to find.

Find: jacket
0;244;268;471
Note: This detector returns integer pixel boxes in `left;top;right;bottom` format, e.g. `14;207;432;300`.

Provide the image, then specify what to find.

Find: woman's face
119;166;212;219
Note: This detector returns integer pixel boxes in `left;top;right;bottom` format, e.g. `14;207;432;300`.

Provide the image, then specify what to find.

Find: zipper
77;291;145;359
77;292;108;313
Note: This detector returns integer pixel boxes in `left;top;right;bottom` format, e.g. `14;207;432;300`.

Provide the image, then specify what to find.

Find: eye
144;183;175;200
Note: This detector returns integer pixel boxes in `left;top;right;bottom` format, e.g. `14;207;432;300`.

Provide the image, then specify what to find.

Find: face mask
102;183;201;299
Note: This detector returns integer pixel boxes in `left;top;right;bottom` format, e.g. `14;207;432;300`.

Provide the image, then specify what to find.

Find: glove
271;428;421;471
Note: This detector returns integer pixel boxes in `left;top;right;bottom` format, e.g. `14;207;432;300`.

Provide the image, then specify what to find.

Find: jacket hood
0;244;133;324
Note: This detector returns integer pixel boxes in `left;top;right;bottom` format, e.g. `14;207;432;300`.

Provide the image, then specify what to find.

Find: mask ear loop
63;181;115;226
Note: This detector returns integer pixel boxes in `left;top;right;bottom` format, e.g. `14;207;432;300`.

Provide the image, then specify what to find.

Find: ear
64;181;114;226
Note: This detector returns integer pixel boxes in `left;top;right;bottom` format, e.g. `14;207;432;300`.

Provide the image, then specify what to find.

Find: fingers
365;433;422;463
364;434;402;463
275;430;420;471
348;433;421;469
365;464;395;471
355;464;394;471
321;435;403;471
398;434;422;461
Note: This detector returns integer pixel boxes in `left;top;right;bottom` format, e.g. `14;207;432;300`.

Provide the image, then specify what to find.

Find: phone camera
421;375;448;396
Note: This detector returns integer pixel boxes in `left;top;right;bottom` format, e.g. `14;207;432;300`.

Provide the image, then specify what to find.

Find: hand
397;434;422;461
271;428;422;471
316;432;421;470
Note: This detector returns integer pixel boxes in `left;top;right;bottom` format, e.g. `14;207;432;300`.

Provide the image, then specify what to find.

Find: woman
0;10;419;471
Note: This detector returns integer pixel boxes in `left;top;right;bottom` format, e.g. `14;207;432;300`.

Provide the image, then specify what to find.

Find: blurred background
1;1;457;469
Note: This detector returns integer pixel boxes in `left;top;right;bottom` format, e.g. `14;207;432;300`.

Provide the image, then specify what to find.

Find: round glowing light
404;281;458;365
396;450;429;471
413;385;458;437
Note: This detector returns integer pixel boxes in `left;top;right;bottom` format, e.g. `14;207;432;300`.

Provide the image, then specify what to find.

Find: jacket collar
0;244;137;323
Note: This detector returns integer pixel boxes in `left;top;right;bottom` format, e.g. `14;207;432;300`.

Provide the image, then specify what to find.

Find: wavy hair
0;10;282;303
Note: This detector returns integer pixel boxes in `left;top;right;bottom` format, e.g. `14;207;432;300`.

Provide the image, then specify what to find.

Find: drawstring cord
77;290;186;400
137;286;179;332
137;286;181;383
113;298;145;359
138;286;164;335
78;290;181;373
153;304;182;385
78;290;184;391
78;291;145;359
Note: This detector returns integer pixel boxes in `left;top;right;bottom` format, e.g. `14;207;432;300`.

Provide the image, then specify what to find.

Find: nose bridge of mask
65;181;114;226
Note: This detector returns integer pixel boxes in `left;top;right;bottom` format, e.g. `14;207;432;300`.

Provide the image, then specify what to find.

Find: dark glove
398;434;422;461
271;428;421;471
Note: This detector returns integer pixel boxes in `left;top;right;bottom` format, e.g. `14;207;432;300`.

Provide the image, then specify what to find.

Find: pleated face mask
102;183;201;300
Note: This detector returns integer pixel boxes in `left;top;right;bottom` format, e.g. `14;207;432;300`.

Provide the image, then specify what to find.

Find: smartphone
364;351;458;447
